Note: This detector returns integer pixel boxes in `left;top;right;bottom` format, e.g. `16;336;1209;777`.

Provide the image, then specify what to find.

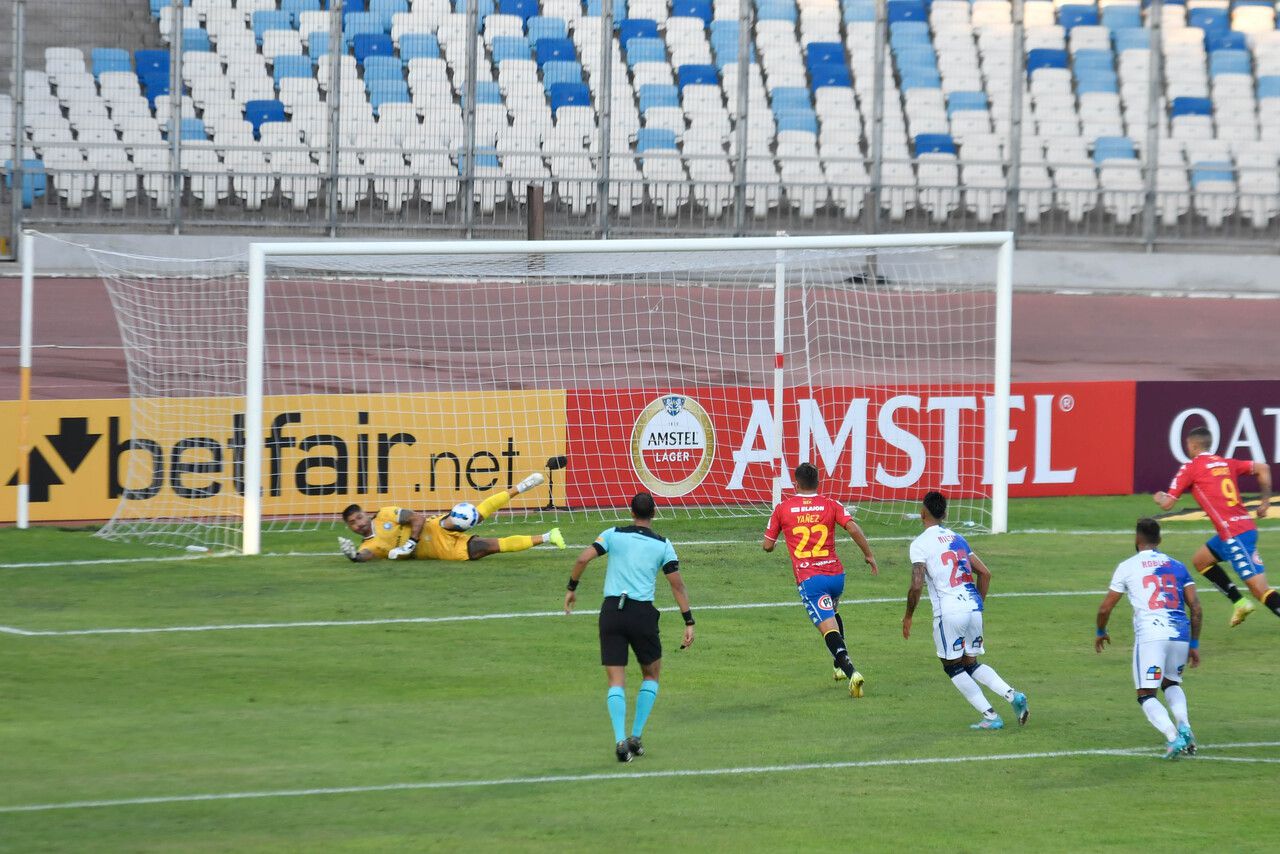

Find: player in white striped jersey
1096;518;1203;759
904;492;1029;731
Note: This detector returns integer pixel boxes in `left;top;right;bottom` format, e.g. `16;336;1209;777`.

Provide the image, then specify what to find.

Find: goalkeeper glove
338;537;359;562
388;538;418;560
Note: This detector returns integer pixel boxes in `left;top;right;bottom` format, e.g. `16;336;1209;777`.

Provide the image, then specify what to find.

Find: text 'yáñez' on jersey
592;525;680;602
1109;549;1194;643
764;493;850;584
909;525;983;615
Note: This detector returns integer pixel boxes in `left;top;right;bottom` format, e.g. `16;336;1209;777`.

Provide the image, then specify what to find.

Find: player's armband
662;560;680;575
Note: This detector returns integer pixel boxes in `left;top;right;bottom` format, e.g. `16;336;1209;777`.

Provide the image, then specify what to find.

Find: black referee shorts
599;596;662;666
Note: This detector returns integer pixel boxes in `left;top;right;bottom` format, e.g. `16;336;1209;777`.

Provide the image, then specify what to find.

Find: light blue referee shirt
592;525;680;602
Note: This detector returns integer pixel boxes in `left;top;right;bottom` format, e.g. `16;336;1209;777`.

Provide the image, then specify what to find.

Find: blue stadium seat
887;0;927;23
843;0;876;23
542;60;584;87
307;31;330;60
636;127;678;151
1112;28;1149;53
454;0;496;17
890;24;933;50
639;83;680;113
369;79;411;113
618;19;660;45
1058;5;1099;30
625;37;666;66
178;116;207;141
758;0;798;22
670;0;712;25
1026;48;1069;75
283;0;322;26
1076;71;1119;94
363;55;403;82
1191;162;1234;187
1073;50;1114;74
1187;8;1228;35
771;87;812;114
400;33;441;62
492;35;532;64
353;33;394;64
1209;50;1251;78
1093;136;1136;163
776;110;819;134
585;0;627;17
901;68;942;89
1101;5;1142;30
92;48;132;77
3;160;47;208
677;64;718;90
914;133;956;155
182;28;212;52
370;0;409;30
947;91;988;114
1207;32;1248;54
274;55;315;84
809;64;851;90
499;0;539;21
135;49;170;78
805;42;845;68
140;73;169;107
458;147;501;174
344;12;384;47
548;81;591;114
1170;96;1212;117
895;46;938;70
1258;76;1280;100
244;100;287;138
526;16;568;44
468;81;504;105
253;10;295;45
535;37;576;66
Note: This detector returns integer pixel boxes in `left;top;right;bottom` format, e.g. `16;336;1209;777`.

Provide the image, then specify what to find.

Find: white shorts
933;609;985;660
1132;639;1189;689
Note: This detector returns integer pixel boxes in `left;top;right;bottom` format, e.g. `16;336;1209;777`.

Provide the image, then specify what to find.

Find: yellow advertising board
1;392;567;523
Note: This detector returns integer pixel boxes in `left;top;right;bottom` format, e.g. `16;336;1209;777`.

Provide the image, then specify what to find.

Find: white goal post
238;233;1014;555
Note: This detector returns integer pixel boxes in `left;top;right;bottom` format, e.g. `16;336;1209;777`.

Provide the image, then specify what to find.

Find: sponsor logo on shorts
952;637;965;651
1146;665;1163;681
972;634;983;648
1176;664;1185;675
817;594;834;611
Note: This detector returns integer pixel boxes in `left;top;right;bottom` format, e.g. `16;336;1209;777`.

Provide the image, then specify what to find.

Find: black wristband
682;609;694;626
567;577;579;591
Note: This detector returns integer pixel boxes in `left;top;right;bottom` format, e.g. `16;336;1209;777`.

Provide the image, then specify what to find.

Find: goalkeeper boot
615;740;634;763
970;715;1004;731
1162;734;1188;760
833;666;845;682
625;736;645;758
1178;724;1197;756
1012;692;1030;726
548;528;566;549
1230;598;1255;627
514;472;545;495
848;670;865;699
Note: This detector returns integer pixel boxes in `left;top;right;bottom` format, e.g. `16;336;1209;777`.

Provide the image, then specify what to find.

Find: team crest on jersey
630;394;716;497
817;594;834;611
1146;665;1163;681
382;522;393;530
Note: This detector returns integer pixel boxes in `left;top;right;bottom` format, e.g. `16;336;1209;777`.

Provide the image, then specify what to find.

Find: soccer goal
72;233;1012;554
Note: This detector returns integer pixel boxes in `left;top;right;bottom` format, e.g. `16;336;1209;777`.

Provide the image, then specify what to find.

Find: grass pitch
1;496;1278;852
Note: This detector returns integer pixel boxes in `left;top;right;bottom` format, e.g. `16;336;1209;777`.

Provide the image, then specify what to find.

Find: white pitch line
0;590;1106;637
1;741;1274;815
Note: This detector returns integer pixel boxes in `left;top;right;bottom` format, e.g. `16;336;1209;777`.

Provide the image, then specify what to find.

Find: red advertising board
566;381;1135;507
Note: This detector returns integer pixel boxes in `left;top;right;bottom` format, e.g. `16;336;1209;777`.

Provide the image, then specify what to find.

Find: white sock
950;671;996;717
1140;696;1178;741
1163;685;1190;729
542;531;553;541
970;664;1015;702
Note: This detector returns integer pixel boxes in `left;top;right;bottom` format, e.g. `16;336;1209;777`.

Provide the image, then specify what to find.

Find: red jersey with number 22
765;493;851;584
1167;452;1258;539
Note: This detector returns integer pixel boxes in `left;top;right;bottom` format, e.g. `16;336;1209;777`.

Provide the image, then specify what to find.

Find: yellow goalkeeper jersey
362;506;472;561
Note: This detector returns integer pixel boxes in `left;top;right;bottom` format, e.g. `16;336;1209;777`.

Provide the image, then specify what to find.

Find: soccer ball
447;502;481;531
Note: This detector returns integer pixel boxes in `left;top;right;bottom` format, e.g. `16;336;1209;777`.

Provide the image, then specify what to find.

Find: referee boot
625;735;645;758
615;740;634;763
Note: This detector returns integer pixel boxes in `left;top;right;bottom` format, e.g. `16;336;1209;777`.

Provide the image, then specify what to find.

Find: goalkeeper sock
631;680;659;738
606;686;627;743
476;490;512;521
497;535;535;553
1198;563;1243;602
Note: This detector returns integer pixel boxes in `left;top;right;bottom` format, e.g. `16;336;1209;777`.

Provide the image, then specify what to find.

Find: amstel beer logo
630;394;716;497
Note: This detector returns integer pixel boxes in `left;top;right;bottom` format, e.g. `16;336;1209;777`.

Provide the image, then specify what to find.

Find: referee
564;491;695;763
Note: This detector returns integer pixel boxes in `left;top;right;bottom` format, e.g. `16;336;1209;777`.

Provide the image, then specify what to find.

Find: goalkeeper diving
338;473;565;562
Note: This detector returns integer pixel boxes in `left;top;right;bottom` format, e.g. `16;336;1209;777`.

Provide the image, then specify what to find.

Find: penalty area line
1;741;1274;814
0;590;1106;637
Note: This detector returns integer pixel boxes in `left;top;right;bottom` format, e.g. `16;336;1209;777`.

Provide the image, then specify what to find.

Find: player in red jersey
763;462;879;697
1154;426;1274;626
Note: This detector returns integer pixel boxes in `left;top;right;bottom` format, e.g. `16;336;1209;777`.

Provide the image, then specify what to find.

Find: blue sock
631;680;660;738
606;686;627;743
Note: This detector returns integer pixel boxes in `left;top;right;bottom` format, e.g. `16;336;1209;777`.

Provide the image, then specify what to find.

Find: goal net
83;234;1011;553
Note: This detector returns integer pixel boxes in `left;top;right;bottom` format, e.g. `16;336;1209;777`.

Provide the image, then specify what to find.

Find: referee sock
1198;563;1244;603
1264;589;1280;618
497;535;535;553
606;687;627;743
824;630;855;678
476;491;512;521
632;680;659;738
